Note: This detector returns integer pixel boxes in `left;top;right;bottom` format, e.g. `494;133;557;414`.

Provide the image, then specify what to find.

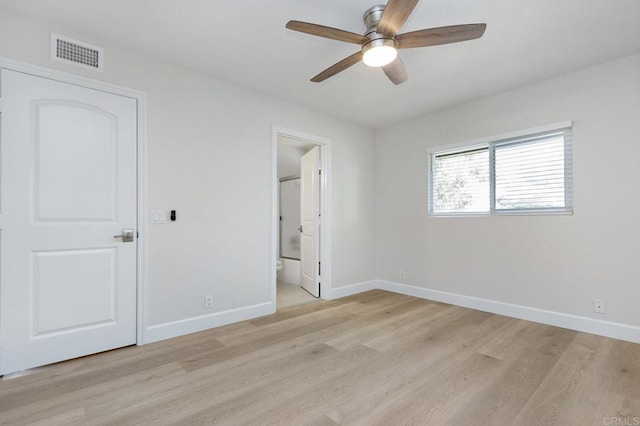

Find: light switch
150;210;167;224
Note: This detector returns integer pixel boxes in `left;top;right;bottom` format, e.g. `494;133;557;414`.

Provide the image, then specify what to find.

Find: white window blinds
429;124;573;215
494;130;572;211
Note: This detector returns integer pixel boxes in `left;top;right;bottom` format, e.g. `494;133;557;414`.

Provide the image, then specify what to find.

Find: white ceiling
1;0;639;128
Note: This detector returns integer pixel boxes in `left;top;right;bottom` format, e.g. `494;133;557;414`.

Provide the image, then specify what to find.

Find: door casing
0;56;149;364
271;125;332;308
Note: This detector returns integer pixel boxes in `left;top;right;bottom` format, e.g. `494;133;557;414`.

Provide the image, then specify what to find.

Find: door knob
114;229;134;242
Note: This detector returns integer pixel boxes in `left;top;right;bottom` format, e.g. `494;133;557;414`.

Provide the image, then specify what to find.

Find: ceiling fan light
362;39;397;67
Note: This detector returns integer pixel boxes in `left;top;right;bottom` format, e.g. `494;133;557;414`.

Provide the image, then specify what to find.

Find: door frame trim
0;56;149;349
271;125;332;307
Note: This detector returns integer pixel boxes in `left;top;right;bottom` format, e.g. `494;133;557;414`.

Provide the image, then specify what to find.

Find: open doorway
271;126;331;311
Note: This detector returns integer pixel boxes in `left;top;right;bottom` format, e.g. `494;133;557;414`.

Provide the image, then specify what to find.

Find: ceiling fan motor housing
363;5;386;34
362;5;398;65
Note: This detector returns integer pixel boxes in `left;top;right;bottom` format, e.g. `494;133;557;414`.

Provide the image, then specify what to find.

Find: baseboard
143;280;639;345
377;280;640;344
144;302;274;344
330;280;377;299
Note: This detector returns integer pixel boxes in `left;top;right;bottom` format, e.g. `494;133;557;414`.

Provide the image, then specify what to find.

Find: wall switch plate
205;295;213;309
594;298;605;314
151;210;167;224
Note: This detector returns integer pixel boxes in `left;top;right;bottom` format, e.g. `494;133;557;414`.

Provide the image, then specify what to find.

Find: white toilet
276;258;283;272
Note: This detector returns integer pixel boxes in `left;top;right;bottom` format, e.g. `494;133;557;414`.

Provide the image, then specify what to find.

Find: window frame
428;121;573;217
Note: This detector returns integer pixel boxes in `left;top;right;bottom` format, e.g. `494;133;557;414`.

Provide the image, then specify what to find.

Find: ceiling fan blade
286;21;368;45
396;23;487;49
377;0;420;36
311;51;363;82
382;56;408;85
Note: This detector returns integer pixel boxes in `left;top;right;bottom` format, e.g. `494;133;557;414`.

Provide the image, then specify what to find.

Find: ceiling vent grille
51;33;104;72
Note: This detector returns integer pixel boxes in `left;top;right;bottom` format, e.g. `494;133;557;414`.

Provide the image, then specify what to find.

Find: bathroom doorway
271;126;331;310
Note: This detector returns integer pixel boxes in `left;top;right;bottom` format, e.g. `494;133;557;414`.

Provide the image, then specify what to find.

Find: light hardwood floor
1;290;638;425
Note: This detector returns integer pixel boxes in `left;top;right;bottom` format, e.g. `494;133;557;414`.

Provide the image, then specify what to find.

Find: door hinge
318;169;322;175
136;231;139;238
318;261;321;276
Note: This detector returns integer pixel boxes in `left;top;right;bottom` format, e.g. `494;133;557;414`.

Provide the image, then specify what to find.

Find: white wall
277;136;312;179
0;9;376;338
375;54;640;329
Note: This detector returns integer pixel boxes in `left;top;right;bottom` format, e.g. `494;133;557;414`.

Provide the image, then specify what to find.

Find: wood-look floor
1;290;639;425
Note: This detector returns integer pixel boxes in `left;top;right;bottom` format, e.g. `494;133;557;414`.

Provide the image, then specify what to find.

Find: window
429;123;572;215
432;147;489;213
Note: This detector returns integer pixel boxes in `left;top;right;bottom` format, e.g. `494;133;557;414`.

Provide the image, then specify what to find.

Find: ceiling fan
286;0;486;85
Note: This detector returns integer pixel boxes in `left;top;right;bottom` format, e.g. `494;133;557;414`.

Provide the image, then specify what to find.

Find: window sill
428;209;573;218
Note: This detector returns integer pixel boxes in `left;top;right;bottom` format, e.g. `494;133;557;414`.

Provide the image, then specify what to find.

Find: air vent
51;33;104;72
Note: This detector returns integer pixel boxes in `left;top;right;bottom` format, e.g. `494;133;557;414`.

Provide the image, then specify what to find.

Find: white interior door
0;69;138;375
300;146;320;297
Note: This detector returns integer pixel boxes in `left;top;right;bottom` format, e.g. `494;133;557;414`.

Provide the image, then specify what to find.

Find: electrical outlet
400;270;406;280
594;298;605;314
205;295;213;309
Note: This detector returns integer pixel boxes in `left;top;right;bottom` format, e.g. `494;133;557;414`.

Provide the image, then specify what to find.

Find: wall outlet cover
205;295;214;309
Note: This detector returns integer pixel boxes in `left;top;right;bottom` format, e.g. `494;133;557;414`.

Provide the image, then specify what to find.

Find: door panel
35;101;117;221
32;248;117;335
0;69;137;375
300;146;320;297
